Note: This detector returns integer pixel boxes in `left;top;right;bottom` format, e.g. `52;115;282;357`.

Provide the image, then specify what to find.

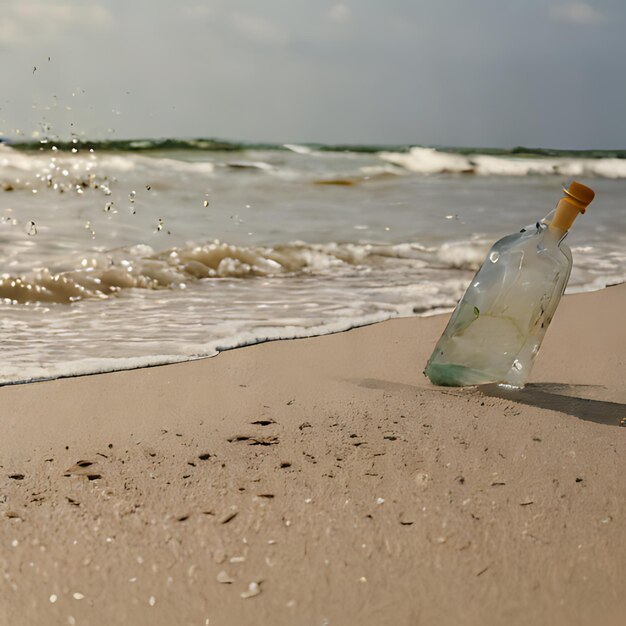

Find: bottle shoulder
489;227;571;270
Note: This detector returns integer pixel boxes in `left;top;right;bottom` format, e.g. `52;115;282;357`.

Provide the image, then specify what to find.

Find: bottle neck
548;197;584;234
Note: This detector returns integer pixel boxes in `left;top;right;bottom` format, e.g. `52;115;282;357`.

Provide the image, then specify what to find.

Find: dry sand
1;284;625;626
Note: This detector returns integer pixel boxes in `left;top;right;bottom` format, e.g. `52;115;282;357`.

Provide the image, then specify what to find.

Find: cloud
227;11;290;46
0;3;112;45
549;3;605;25
327;4;351;24
181;4;212;21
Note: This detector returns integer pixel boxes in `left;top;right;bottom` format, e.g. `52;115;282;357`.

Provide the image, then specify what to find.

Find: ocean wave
3;137;414;155
379;147;626;178
0;145;215;175
5;137;626;159
3;137;265;153
3;141;626;185
224;160;274;171
0;240;436;305
436;240;491;270
2;234;621;306
0;146;219;199
283;143;314;155
0;308;405;386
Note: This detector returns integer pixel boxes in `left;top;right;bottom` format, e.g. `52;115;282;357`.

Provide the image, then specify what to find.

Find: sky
0;0;624;149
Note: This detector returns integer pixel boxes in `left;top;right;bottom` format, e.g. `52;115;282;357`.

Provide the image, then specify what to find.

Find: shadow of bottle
479;382;626;427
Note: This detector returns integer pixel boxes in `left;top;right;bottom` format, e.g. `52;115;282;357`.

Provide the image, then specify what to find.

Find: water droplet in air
489;251;500;263
26;221;37;236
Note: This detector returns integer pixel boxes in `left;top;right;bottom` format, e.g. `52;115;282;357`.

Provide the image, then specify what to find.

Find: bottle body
424;222;572;387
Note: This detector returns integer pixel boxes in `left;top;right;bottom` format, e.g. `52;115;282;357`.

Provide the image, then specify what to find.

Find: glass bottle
424;181;595;387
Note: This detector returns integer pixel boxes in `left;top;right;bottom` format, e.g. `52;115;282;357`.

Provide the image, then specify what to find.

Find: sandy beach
1;284;625;626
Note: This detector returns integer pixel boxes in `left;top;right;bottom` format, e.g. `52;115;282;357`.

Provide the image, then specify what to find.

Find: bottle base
424;362;501;387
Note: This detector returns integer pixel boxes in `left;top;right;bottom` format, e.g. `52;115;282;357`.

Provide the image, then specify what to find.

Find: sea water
1;140;625;384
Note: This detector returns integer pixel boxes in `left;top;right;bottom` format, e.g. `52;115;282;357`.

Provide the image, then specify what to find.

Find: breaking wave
0;240;440;305
379;147;626;178
3;141;626;183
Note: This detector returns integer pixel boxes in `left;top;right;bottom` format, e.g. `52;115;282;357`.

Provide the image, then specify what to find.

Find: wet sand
1;284;625;626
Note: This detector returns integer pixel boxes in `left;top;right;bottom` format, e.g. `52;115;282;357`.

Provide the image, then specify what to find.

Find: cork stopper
549;181;595;233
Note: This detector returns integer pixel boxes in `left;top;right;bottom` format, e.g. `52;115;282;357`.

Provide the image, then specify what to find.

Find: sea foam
380;146;626;178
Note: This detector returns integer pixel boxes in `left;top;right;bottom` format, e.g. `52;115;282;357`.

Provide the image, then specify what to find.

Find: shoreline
2;281;623;389
0;311;395;389
1;285;625;625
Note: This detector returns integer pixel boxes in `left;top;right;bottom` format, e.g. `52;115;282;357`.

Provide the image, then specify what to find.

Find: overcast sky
0;1;624;148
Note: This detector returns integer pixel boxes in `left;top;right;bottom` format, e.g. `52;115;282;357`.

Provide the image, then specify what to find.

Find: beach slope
1;285;625;626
